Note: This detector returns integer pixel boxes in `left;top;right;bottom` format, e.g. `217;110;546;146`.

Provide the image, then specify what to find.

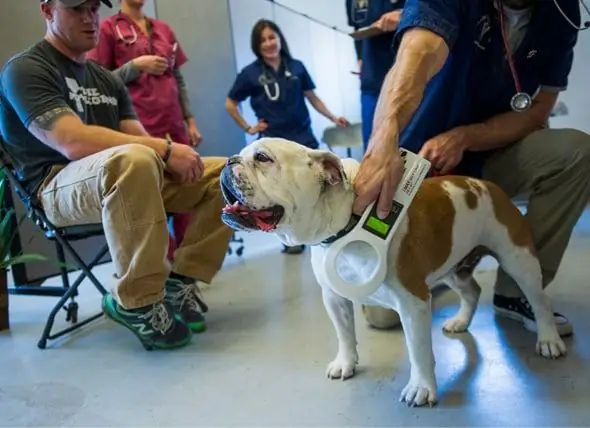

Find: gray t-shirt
0;39;137;194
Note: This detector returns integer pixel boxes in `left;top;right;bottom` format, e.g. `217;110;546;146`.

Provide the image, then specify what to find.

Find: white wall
228;0;362;152
548;15;590;133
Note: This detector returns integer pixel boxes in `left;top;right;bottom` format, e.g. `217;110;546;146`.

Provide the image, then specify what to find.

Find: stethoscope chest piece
510;92;532;113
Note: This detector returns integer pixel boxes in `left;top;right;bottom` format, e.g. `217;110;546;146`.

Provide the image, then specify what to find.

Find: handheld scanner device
322;149;432;300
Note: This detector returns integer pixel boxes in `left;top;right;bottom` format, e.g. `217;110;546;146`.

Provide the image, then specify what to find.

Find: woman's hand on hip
166;143;204;183
247;119;268;135
352;122;404;219
133;55;169;75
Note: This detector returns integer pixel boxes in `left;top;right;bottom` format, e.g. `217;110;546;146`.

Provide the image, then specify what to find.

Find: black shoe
165;278;208;333
492;294;573;337
102;293;192;350
282;244;305;254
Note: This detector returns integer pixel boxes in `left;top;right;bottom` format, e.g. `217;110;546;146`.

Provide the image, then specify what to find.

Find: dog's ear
310;150;349;190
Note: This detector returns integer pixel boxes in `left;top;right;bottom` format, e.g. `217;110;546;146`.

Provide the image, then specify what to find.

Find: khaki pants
482;128;590;297
362;127;590;326
37;144;233;310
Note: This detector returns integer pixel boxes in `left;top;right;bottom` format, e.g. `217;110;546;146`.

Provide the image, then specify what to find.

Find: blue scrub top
346;0;405;96
228;56;319;148
392;0;580;177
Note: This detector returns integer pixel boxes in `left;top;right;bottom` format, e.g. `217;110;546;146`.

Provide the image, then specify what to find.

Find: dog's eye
254;152;272;163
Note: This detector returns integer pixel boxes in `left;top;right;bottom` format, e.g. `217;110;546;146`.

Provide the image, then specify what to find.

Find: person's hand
186;118;202;146
418;127;468;174
332;116;350;127
166;142;204;183
352;122;405;219
246;119;268;135
133;55;169;75
372;10;402;32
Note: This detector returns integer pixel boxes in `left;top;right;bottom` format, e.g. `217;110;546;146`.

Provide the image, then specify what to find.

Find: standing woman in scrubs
225;19;349;255
87;0;202;263
346;0;404;150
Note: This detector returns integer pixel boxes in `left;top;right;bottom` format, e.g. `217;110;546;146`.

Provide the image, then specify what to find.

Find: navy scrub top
391;0;580;177
346;0;406;96
228;56;320;149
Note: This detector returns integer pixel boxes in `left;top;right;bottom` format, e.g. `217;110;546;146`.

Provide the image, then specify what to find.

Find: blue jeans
361;92;379;151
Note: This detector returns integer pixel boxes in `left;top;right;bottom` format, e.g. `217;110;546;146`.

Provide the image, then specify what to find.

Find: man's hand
186;118;202;146
352;122;405;219
372;10;402;32
166;143;204;183
419;127;468;174
133;55;169;75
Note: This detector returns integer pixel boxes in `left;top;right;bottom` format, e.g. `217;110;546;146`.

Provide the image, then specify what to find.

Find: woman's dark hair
250;19;292;60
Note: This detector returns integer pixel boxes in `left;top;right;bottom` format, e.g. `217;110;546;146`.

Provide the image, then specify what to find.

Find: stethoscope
499;0;590;113
114;13;139;45
259;63;294;102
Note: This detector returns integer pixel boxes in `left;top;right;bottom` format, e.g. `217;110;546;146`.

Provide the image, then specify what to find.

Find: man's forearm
30;112;169;161
66;123;169;160
461;92;557;151
371;28;449;143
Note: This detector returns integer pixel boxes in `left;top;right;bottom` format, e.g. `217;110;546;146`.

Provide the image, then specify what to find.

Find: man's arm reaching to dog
2;57;203;183
352;0;460;218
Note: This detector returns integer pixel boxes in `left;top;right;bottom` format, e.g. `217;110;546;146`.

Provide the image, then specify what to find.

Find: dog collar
319;214;361;246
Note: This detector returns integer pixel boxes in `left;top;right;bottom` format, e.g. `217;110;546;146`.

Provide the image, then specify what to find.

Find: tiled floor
1;211;590;427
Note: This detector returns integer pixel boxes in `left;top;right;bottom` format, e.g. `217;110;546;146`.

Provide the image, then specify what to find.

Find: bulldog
219;137;567;407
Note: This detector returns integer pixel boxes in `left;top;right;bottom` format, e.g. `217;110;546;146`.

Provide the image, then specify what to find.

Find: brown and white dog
219;138;567;407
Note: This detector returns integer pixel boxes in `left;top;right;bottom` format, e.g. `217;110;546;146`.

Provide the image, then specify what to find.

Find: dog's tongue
222;202;275;232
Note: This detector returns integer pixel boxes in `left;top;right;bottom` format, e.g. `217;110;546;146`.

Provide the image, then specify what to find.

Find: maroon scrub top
87;12;189;143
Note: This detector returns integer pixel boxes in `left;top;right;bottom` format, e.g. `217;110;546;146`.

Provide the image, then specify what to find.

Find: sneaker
165;278;208;333
282;244;305;254
492;294;573;337
102;293;192;350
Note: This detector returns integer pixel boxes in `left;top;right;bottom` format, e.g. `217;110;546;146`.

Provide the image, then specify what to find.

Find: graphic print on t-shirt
64;76;118;114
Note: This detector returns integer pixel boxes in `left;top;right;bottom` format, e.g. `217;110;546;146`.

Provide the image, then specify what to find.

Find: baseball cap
41;0;113;7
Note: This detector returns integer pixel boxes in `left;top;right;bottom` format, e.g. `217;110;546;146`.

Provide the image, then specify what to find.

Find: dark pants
361;92;379;150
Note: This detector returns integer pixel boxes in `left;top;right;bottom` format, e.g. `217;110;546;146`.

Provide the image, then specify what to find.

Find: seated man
0;0;233;350
354;0;590;336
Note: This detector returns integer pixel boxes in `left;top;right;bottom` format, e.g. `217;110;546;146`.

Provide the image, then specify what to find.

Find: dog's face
220;138;354;245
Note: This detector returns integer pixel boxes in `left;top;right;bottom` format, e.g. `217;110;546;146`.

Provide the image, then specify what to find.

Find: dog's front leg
396;288;438;407
321;285;358;380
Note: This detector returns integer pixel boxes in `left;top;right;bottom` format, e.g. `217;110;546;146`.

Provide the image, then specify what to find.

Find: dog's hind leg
320;285;359;380
494;245;567;358
395;283;438;407
441;270;482;334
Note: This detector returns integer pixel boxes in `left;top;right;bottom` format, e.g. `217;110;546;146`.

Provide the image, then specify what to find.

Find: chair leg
37;239;110;349
227;232;244;257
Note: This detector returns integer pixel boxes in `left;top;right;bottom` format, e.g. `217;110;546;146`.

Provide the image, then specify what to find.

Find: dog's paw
399;382;438;407
442;316;469;333
536;336;567;359
326;357;357;380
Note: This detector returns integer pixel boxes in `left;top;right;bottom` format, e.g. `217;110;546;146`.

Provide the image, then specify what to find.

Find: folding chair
321;122;364;158
0;138;109;349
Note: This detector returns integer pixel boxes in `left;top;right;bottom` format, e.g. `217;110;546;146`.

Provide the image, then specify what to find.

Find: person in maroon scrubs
86;0;201;262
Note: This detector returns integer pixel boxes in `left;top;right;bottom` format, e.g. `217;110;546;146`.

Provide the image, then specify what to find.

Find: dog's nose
227;155;240;166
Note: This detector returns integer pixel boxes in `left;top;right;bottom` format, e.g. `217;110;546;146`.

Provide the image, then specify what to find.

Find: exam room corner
1;0;590;426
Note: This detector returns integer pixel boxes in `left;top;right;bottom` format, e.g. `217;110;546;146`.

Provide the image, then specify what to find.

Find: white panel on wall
548;18;590;133
228;0;274;145
275;0;353;34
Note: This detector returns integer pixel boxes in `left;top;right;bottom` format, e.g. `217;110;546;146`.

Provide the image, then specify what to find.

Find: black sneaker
165;278;208;333
282;244;305;254
102;293;192;350
492;294;573;337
